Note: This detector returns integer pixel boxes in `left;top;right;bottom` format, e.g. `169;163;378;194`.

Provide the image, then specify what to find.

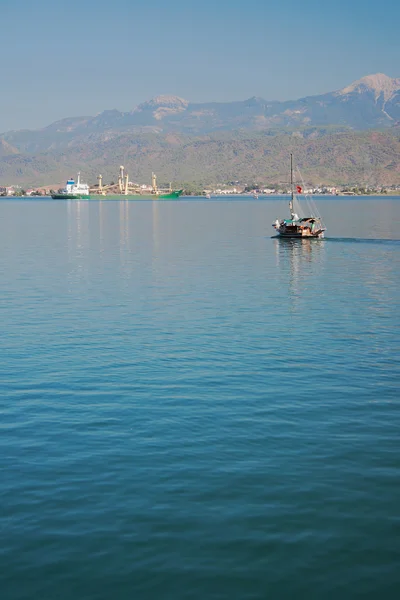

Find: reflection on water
99;198;104;253
274;236;325;263
119;200;130;267
67;199;90;285
274;238;326;306
152;199;160;258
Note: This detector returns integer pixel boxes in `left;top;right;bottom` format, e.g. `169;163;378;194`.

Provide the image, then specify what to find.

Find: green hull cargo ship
52;170;184;200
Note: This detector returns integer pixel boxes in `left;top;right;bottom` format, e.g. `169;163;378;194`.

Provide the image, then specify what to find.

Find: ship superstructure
52;173;90;199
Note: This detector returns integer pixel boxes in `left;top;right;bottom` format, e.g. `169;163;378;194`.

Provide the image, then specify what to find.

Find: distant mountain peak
133;95;189;121
136;95;189;110
338;73;400;102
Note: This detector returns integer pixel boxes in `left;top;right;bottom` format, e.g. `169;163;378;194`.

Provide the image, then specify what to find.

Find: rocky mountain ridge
1;74;399;156
0;74;399;188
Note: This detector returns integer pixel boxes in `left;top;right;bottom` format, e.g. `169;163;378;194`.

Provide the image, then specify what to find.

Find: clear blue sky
1;0;399;131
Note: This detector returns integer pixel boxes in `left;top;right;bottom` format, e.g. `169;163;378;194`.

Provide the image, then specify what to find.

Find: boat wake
270;236;400;246
325;237;400;246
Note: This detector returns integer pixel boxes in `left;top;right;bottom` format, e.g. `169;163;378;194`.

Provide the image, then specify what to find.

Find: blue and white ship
52;173;90;199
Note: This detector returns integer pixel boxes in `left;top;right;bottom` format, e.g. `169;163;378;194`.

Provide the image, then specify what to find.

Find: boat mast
289;153;294;218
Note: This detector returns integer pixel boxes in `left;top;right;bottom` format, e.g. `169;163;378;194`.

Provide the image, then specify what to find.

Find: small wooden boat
273;155;326;238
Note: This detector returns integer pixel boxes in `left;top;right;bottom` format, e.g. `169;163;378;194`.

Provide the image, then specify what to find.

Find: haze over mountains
1;74;399;187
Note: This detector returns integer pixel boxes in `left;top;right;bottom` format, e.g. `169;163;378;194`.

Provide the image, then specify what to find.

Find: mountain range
1;74;399;187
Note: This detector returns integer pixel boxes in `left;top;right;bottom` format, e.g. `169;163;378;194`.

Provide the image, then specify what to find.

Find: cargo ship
52;168;183;200
51;173;90;199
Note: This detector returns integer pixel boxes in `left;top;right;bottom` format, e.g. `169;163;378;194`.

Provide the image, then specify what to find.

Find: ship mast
289;153;294;219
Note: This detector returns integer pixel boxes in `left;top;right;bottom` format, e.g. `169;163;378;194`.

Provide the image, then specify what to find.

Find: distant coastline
1;170;400;200
2;189;399;199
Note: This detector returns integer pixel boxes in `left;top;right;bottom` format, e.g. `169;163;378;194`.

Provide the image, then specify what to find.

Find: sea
1;196;399;599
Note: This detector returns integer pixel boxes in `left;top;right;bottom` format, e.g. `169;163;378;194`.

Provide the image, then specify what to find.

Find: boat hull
276;230;325;239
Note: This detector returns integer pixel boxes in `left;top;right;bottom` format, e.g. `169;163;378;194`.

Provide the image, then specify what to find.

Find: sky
0;0;399;131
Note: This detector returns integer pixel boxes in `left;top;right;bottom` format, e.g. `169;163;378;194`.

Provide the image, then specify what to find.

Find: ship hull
51;194;90;199
90;190;184;200
52;190;184;200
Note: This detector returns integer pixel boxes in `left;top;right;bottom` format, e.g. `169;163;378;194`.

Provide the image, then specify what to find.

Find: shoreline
2;193;400;200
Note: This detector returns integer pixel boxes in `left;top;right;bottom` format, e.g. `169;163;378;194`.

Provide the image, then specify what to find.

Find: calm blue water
1;197;399;599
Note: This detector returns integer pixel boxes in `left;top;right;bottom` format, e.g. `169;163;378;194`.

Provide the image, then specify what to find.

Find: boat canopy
299;217;318;223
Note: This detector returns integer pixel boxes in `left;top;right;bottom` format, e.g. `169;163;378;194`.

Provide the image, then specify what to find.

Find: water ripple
0;198;399;598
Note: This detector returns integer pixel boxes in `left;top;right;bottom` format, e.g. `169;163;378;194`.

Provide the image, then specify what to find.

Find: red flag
296;185;302;194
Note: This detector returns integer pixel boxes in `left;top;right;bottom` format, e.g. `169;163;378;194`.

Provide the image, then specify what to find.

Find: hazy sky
1;0;399;131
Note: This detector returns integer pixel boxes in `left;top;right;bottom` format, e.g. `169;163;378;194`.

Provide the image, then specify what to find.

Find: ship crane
152;172;158;194
89;166;179;198
118;165;125;193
